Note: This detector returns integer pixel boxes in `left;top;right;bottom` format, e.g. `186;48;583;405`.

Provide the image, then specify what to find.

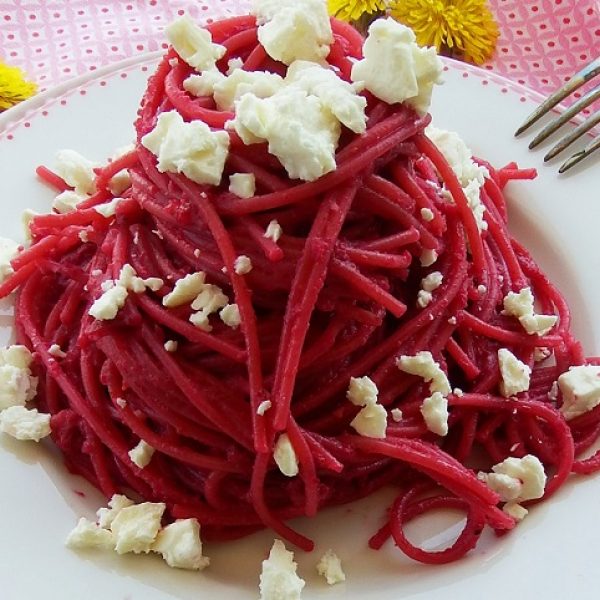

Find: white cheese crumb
22;209;38;242
253;0;333;65
257;400;272;416
498;348;531;397
420;391;449;436
97;494;135;529
183;69;226;97
93;197;123;218
533;347;551;362
227;57;244;74
0;237;19;284
558;365;600;420
165;16;226;71
264;220;283;243
141;110;230;186
519;313;558;337
214;68;284;111
502;287;558;337
448;316;457;325
422;271;443;292
316;549;346;585
420;207;434;222
116;397;127;408
274;433;299;477
229;172;256;199
259;539;305;600
346;375;378;407
109;169;131;196
220;303;241;329
191;284;229;315
189;311;212;332
0;406;51;441
78;230;89;243
503;502;529;521
53;190;87;214
420;248;438;267
128;440;155;469
162;272;206;307
55;149;97;195
66;518;114;550
453;387;464;397
0;345;36;410
234;255;253;275
48;343;67;358
397;351;451;396
164;340;178;352
477;284;487;294
351;18;443;114
110;502;165;554
350;403;388;438
416;290;433;308
89;283;128;321
151;519;210;570
391;408;403;422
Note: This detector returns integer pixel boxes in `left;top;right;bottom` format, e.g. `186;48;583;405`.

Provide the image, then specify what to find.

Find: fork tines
515;56;600;173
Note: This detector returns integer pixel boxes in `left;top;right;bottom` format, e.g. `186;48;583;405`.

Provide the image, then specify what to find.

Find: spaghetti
7;13;599;565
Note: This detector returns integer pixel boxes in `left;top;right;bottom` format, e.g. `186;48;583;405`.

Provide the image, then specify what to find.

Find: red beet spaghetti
4;13;599;567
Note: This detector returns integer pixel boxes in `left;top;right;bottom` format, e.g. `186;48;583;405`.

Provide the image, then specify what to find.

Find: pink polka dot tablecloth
0;0;598;104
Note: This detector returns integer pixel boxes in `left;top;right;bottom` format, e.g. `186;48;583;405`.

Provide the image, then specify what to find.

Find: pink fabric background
0;0;598;103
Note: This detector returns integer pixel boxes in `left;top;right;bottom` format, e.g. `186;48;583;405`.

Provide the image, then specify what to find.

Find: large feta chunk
151;519;210;570
498;348;531;397
397;351;451;396
128;440;155;469
163;272;206;307
52;190;87;214
273;433;299;477
351;19;442;114
558;365;600;420
55;149;97;195
97;494;135;529
420;391;449;436
231;89;340;181
346;375;378;407
110;502;165;554
0;406;51;441
141;110;230;186
479;455;546;503
66;517;114;550
88;283;128;320
350;402;387;438
220;303;241;329
229;172;256;198
253;0;333;65
165;16;226;71
259;539;305;600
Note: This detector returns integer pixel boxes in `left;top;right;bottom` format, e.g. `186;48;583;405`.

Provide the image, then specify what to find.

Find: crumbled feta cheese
548;380;559;402
220;303;241;329
533;347;551;362
316;549;346;585
479;455;546;505
259;539;305;600
274;433;299;477
0;345;33;370
53;190;86;214
165;16;226;71
110;502;165;554
448;316;457;325
558;365;600;420
189;311;212;332
477;284;487;294
257;400;272;416
285;61;367;134
502;287;557;336
264;220;282;243
66;518;114;550
416;290;433;308
397;351;451;396
253;0;333;65
227;57;244;74
183;69;226;97
109;169;131;196
93;197;123;218
420;248;437;267
453;387;464;397
350;402;388;438
164;340;178;352
22;209;37;242
420;392;448;436
55;149;97;195
0;345;35;410
128;440;155;469
422;271;443;292
162;272;206;307
351;18;443;114
420;207;434;222
230;88;340;182
48;344;67;358
503;502;529;521
234;255;253;275
229;172;256;198
498;348;531;397
79;230;89;243
193;248;201;258
88;283;128;320
214;68;284;111
152;519;210;570
0;237;19;284
391;408;403;422
141;110;230;186
0;406;51;441
191;284;229;315
97;494;135;529
519;313;558;337
346;375;378;407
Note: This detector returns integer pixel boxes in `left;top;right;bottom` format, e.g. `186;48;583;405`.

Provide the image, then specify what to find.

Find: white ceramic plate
0;54;599;600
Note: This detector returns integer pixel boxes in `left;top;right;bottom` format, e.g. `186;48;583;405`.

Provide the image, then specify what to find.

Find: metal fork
515;56;600;173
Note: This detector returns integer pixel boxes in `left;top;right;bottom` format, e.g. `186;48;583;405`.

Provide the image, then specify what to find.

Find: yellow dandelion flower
328;0;388;23
389;0;500;65
0;62;37;112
